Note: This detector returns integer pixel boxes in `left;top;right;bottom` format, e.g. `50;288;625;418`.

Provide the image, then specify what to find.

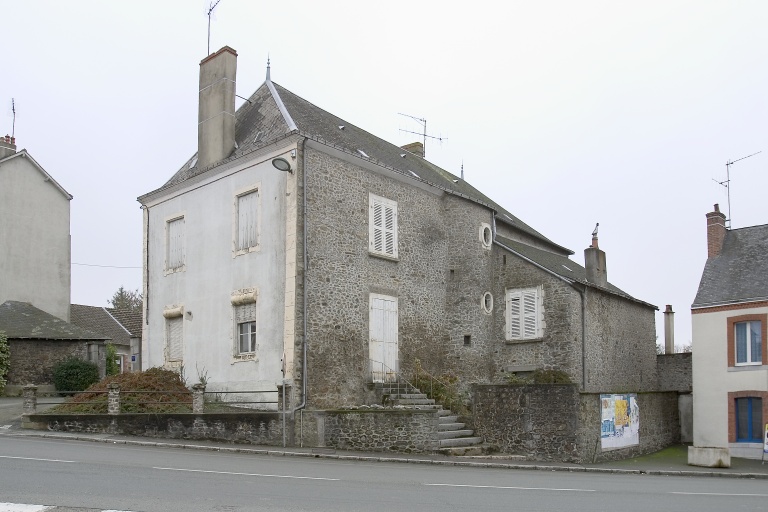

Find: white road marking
671;491;768;497
0;455;76;463
153;466;340;481
424;483;596;492
0;504;52;512
0;425;12;430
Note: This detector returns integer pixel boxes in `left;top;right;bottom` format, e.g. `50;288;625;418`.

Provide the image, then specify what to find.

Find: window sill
368;251;399;262
232;353;258;363
505;337;544;345
164;266;186;276
727;364;767;372
233;245;261;258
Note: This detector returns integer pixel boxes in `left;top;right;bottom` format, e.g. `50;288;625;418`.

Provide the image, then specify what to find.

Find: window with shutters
235;188;260;254
166;216;186;272
369;193;398;259
505;287;542;341
166;316;183;362
234;302;258;358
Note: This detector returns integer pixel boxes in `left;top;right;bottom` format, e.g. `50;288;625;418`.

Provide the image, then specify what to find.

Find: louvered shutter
237;190;259;250
507;294;521;339
369;196;398;257
522;290;538;339
167;217;185;269
167;317;183;361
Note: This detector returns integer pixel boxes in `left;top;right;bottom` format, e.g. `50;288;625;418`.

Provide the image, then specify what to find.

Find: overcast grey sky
2;1;767;347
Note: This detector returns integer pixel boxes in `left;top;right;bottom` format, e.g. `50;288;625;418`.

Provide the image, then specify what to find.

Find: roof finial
460;160;464;180
266;55;271;81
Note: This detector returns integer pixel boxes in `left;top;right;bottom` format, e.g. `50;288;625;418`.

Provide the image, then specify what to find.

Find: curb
8;430;768;480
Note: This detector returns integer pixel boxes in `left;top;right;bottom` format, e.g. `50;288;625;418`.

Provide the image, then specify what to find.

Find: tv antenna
713;150;761;228
206;0;222;55
398;113;446;158
10;98;16;138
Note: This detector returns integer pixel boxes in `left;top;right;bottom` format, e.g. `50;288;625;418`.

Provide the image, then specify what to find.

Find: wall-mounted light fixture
272;157;293;173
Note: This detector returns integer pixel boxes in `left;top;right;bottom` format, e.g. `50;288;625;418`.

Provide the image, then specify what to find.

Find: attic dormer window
357;149;369;158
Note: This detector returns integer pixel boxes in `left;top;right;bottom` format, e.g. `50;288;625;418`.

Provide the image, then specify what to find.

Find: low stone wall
298;408;439;453
471;384;580;462
7;339;87;386
656;353;692;392
24;412;286;445
576;392;681;463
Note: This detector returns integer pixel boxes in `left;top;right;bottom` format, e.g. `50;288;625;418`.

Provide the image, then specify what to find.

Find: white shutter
237;190;259;250
369;294;399;381
369;195;398;258
522;290;538;338
507;293;521;339
167;217;185;269
167;317;183;361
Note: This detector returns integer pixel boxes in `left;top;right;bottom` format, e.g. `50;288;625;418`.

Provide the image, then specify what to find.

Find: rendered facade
689;205;768;466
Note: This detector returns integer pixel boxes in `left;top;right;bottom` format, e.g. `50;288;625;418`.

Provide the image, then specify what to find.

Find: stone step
437;409;454;417
438;437;484;448
438;422;465;431
438;429;474;440
391;398;435;406
438;415;459;423
389;393;428;400
437;445;488;457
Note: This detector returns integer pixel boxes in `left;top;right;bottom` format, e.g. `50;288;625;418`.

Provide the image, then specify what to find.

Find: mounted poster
600;394;639;450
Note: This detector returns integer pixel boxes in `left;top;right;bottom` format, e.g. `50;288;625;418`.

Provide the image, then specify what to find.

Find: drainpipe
293;136;309;415
578;286;587;390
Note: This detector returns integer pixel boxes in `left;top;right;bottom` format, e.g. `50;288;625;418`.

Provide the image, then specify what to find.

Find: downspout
293;137;309;415
142;204;150;369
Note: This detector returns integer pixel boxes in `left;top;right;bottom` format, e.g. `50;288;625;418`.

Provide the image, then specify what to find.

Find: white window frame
369;193;398;259
505;287;543;341
479;223;492;249
233;301;258;360
735;320;762;366
165;215;186;273
234;186;261;256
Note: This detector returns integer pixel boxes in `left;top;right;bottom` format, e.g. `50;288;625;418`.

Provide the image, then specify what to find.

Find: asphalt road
1;435;767;512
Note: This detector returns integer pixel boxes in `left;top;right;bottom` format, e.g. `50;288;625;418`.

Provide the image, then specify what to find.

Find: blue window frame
735;397;762;442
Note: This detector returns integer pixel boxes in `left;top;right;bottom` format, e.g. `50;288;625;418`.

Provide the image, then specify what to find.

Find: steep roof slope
107;308;142;337
144;79;569;254
0;301;105;340
693;223;768;308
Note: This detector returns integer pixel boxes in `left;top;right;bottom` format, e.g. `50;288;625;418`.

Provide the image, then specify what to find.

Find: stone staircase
377;382;485;455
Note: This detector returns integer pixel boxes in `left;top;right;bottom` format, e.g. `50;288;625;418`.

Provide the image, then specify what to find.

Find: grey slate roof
692;223;768;308
70;304;134;346
0;301;106;341
496;235;656;309
142;79;570;255
106;308;142;338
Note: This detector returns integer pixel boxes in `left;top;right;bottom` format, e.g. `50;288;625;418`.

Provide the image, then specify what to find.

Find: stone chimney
401;141;424;158
197;46;237;170
706;203;727;258
664;305;675;354
0;134;17;159
584;232;607;287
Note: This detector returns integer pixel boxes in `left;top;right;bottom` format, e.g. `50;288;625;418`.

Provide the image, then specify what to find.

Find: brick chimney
401;141;424;158
197;46;237;170
706;203;727;258
0;134;17;159
584;232;607;287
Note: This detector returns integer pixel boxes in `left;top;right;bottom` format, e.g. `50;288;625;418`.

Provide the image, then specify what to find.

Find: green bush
531;368;573;384
105;343;119;376
0;331;10;395
52;357;99;392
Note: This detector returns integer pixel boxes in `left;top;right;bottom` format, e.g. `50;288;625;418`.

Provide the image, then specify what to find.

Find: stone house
138;46;664;444
0;135;72;322
689;204;768;466
0;301;107;393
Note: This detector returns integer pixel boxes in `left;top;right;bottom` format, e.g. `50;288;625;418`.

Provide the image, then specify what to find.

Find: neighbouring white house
689;204;768;467
0;135;72;322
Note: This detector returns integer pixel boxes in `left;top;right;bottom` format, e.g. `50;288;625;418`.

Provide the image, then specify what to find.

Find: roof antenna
397;113;446;158
11;98;16;138
460;160;464;180
712;151;761;228
206;0;222;55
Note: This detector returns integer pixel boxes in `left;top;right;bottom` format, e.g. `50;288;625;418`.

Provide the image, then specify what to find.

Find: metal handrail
412;362;464;412
368;358;421;398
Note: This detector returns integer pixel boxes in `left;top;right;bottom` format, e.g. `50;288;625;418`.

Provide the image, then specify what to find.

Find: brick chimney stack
0;134;17;159
401;142;424;158
706;203;727;258
197;46;237;170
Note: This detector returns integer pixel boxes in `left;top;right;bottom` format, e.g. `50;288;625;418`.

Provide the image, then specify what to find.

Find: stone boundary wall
24;412;286;446
471;384;580;462
576;392;681;463
7;339;88;387
656;353;692;392
298;408;439;453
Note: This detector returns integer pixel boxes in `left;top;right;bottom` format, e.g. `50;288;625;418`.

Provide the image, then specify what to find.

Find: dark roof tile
0;301;106;341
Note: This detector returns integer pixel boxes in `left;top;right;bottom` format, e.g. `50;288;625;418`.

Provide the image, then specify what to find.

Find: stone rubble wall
7;339;88;387
656;353;692;392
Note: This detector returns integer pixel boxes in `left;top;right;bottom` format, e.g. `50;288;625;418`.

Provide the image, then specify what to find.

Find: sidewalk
1;397;766;478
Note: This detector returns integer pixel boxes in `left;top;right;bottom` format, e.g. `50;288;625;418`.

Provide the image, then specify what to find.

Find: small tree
0;331;10;395
52;357;99;392
109;286;142;314
105;343;120;376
